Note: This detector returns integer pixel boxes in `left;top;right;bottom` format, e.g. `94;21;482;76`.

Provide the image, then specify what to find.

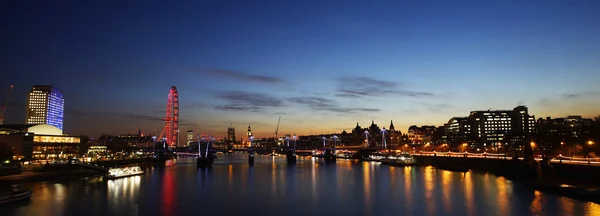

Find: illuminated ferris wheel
159;86;179;147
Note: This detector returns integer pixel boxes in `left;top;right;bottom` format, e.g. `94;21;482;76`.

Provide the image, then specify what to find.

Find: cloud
288;96;380;113
217;91;283;107
214;91;283;112
201;69;290;84
416;102;456;112
288;97;336;108
213;104;261;112
126;114;164;121
335;77;433;98
66;110;165;122
562;91;596;99
179;122;200;127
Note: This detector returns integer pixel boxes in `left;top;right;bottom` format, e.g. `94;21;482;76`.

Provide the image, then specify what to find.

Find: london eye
159;86;179;147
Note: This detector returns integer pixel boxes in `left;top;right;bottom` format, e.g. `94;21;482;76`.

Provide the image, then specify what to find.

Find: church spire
389;120;395;131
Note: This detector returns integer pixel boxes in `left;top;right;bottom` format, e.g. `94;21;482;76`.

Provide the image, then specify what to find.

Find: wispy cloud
335;77;433;98
562;91;596;99
288;97;336;108
68;110;165;122
215;91;283;112
288;96;380;113
201;69;290;84
415;102;456;113
214;105;261;112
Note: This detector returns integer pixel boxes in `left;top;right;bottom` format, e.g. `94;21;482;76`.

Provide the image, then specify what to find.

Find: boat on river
105;166;144;180
380;154;417;166
0;189;33;204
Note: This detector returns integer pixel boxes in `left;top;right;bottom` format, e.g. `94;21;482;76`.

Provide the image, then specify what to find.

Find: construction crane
275;116;281;138
0;85;14;125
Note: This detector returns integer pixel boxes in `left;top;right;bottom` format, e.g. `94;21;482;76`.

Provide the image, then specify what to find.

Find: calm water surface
2;155;600;216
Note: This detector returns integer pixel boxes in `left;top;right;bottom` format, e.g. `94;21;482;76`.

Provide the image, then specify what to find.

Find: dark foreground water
2;155;600;216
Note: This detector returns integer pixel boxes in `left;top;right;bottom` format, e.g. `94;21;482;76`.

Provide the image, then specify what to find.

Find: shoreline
0;170;104;185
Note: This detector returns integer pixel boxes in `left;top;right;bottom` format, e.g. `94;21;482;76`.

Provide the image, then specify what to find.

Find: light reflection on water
2;155;600;216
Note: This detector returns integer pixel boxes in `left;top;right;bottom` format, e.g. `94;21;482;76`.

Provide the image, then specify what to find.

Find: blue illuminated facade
26;85;64;130
46;88;64;130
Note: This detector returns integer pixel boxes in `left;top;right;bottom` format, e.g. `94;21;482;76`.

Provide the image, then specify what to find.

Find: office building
445;117;471;145
445;106;536;148
536;115;592;143
187;130;194;146
25;85;64;130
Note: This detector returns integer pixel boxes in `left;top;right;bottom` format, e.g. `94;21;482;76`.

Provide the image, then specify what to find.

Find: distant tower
247;125;252;138
227;127;236;142
389;120;396;131
26;85;64;130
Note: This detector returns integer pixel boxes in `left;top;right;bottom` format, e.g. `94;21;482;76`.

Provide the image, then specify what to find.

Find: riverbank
0;170;103;185
413;155;600;204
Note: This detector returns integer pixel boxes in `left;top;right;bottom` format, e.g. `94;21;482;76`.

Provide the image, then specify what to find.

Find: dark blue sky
1;1;599;138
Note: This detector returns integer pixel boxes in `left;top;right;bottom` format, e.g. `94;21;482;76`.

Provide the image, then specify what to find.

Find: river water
2;155;599;216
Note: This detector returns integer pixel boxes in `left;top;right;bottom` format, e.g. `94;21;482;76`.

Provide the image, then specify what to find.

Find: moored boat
105;166;144;180
0;190;33;204
381;154;417;166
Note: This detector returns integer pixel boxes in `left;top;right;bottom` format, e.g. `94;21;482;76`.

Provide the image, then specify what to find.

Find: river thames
2;155;600;216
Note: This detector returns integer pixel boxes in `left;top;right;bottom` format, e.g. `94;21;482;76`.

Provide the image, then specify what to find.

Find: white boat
0;190;33;204
105;166;144;180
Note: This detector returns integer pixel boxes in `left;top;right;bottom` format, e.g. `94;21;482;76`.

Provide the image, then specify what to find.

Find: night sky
1;1;599;139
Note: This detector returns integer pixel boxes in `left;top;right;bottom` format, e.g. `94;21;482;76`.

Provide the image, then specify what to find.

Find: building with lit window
445;117;471;146
0;124;85;160
407;125;436;144
444;106;537;150
536;115;592;144
25;85;64;130
186;130;194;147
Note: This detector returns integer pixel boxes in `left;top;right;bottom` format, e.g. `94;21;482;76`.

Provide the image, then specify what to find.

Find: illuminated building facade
445;106;536;148
26;85;64;130
187;130;194;147
0;124;84;160
445;117;471;145
407;125;436;144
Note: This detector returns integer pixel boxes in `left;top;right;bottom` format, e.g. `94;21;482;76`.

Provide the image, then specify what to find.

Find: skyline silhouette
1;1;599;138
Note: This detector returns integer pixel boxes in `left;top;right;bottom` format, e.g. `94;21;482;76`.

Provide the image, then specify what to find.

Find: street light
588;140;595;145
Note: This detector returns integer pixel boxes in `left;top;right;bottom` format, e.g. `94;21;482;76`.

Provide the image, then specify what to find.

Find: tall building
227;127;236;142
445;106;536;148
468;105;535;146
186;130;194;146
26;85;64;130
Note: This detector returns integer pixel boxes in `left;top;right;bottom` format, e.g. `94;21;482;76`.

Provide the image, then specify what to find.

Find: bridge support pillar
249;152;255;165
286;149;296;165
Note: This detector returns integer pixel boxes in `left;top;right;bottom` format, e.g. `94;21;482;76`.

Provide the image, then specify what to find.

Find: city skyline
2;1;600;138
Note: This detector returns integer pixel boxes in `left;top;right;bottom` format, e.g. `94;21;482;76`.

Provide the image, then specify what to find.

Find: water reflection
107;176;141;215
403;166;412;211
496;177;510;216
463;172;475;216
363;162;373;216
162;167;176;216
3;155;600;216
441;170;452;212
